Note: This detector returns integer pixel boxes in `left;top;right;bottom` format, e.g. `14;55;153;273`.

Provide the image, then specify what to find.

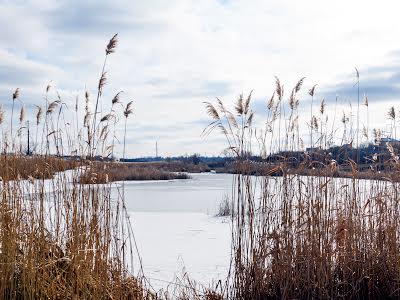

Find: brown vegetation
80;162;190;184
8;30;400;300
0;154;76;181
135;161;211;173
0;34;157;299
0;33;225;299
204;77;400;299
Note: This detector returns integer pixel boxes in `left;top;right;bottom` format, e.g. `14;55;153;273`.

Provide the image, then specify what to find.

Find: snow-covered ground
130;212;231;291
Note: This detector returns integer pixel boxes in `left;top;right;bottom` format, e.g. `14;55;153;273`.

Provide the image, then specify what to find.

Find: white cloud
1;0;400;157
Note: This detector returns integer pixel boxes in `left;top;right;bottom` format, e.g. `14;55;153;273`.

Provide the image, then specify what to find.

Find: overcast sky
1;0;400;157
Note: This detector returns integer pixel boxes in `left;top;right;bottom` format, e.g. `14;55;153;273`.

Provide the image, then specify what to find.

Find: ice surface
123;173;234;291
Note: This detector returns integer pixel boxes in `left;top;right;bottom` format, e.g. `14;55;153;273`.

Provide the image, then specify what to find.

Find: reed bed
0;34;156;300
205;78;400;299
122;161;211;173
80;162;190;184
0;154;76;181
0;33;224;300
6;31;400;300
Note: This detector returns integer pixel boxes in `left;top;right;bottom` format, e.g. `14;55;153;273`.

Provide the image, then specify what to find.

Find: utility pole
156;141;158;158
27;120;30;156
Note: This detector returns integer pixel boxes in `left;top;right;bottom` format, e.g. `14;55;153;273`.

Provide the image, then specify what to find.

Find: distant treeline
120;154;233;169
122;138;400;172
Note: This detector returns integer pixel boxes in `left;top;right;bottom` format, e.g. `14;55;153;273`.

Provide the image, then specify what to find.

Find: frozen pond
122;173;234;291
31;170;384;293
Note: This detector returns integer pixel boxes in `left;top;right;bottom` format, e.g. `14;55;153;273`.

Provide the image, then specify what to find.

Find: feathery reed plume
312;115;319;131
124;101;134;118
112;91;123;105
246;111;254;127
275;76;283;100
11;88;20;144
294;77;305;93
235;94;244;115
123;101;134;160
388;106;395;120
243;90;253;115
19;106;25;124
17;105;25;153
34;105;42;154
35;105;42;126
320;98;325;115
98;72;107;97
100;114;113;122
0;105;5;125
13;88;20;100
106;33;118;55
46;100;60;115
267;92;275;110
203;92;253;157
289;90;295;110
309;84;317;97
205;102;221;121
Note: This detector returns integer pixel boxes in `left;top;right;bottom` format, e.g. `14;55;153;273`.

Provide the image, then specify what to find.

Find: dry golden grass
0;154;76;181
204;79;400;299
0;34;158;300
0;33;224;300
79;162;190;184
9;32;400;299
129;161;211;173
